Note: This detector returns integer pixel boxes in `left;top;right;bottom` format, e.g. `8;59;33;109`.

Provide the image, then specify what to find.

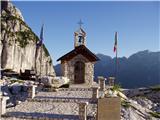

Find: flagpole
40;44;42;79
40;23;44;81
114;31;118;84
115;36;118;84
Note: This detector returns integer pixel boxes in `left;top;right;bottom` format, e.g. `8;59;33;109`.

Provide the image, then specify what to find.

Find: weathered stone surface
10;83;22;94
5;91;97;119
97;97;121;120
108;77;115;86
1;86;160;120
78;102;88;120
92;87;99;99
28;85;36;99
98;76;106;91
61;54;95;86
52;76;70;87
0;96;9;115
1;1;55;76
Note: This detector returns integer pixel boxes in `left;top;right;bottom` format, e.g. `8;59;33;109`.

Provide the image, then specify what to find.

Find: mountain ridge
55;50;160;88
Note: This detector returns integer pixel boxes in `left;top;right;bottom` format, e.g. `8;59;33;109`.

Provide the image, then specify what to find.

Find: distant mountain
95;50;160;88
54;50;160;88
54;64;61;76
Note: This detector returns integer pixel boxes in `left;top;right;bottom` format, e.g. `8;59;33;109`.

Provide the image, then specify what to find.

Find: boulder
52;76;70;87
10;82;22;94
134;97;153;109
40;76;54;87
21;85;28;92
1;85;12;97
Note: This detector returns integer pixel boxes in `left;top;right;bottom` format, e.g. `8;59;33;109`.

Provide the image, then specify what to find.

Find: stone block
0;96;9;115
108;77;115;86
28;85;36;99
97;97;121;120
92;87;99;99
98;76;106;91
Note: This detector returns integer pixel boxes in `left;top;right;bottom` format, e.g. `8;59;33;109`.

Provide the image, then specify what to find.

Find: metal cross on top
78;19;83;28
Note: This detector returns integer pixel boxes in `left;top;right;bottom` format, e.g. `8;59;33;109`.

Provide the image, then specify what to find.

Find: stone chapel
57;25;99;86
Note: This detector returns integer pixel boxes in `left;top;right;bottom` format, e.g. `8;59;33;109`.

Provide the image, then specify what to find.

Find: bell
79;36;82;43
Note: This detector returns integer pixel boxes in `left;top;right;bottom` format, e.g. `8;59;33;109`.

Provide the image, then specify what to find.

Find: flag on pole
113;32;117;52
113;32;118;83
37;24;44;47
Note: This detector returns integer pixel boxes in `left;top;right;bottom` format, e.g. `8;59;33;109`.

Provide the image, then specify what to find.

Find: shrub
150;85;160;91
149;112;160;118
59;83;70;88
121;100;131;108
112;84;122;92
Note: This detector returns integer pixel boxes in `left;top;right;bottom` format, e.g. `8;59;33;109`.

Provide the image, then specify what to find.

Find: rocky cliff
121;87;160;120
1;1;55;76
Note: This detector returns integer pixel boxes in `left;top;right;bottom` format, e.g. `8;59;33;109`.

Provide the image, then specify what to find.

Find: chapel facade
57;25;99;86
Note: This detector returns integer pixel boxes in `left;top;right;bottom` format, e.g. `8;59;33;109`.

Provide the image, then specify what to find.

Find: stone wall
61;54;95;86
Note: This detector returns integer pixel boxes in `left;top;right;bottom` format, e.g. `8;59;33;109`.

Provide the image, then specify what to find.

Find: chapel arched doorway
74;61;85;84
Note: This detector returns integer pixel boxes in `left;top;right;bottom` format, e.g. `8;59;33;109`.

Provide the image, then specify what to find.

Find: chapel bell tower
57;20;99;86
74;19;86;48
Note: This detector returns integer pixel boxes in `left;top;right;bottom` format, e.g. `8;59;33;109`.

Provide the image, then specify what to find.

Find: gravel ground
6;101;97;115
1;117;29;120
3;89;97;119
36;90;93;98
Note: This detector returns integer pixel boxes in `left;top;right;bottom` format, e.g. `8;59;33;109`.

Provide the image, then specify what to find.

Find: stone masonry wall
61;54;95;86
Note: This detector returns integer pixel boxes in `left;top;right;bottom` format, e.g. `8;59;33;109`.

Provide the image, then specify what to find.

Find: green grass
42;44;50;57
1;13;39;48
111;84;122;92
1;11;51;58
49;59;52;65
150;85;160;91
148;112;160;118
10;79;24;84
59;83;70;88
1;10;51;58
121;100;131;108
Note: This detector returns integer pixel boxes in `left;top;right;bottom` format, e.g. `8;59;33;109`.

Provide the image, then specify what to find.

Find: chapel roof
57;45;99;62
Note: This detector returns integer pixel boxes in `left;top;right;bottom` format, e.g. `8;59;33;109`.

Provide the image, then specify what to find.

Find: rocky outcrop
104;86;160;119
121;87;160;120
1;1;55;76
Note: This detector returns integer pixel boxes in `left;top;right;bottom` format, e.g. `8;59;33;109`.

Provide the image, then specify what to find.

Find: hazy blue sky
12;1;159;65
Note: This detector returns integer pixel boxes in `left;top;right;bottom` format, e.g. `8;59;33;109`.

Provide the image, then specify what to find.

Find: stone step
60;88;93;91
42;87;93;92
2;113;79;120
28;97;97;104
35;91;93;100
2;113;95;120
5;101;97;119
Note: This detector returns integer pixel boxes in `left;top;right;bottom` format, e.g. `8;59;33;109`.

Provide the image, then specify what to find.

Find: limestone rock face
122;88;160;120
1;1;55;76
